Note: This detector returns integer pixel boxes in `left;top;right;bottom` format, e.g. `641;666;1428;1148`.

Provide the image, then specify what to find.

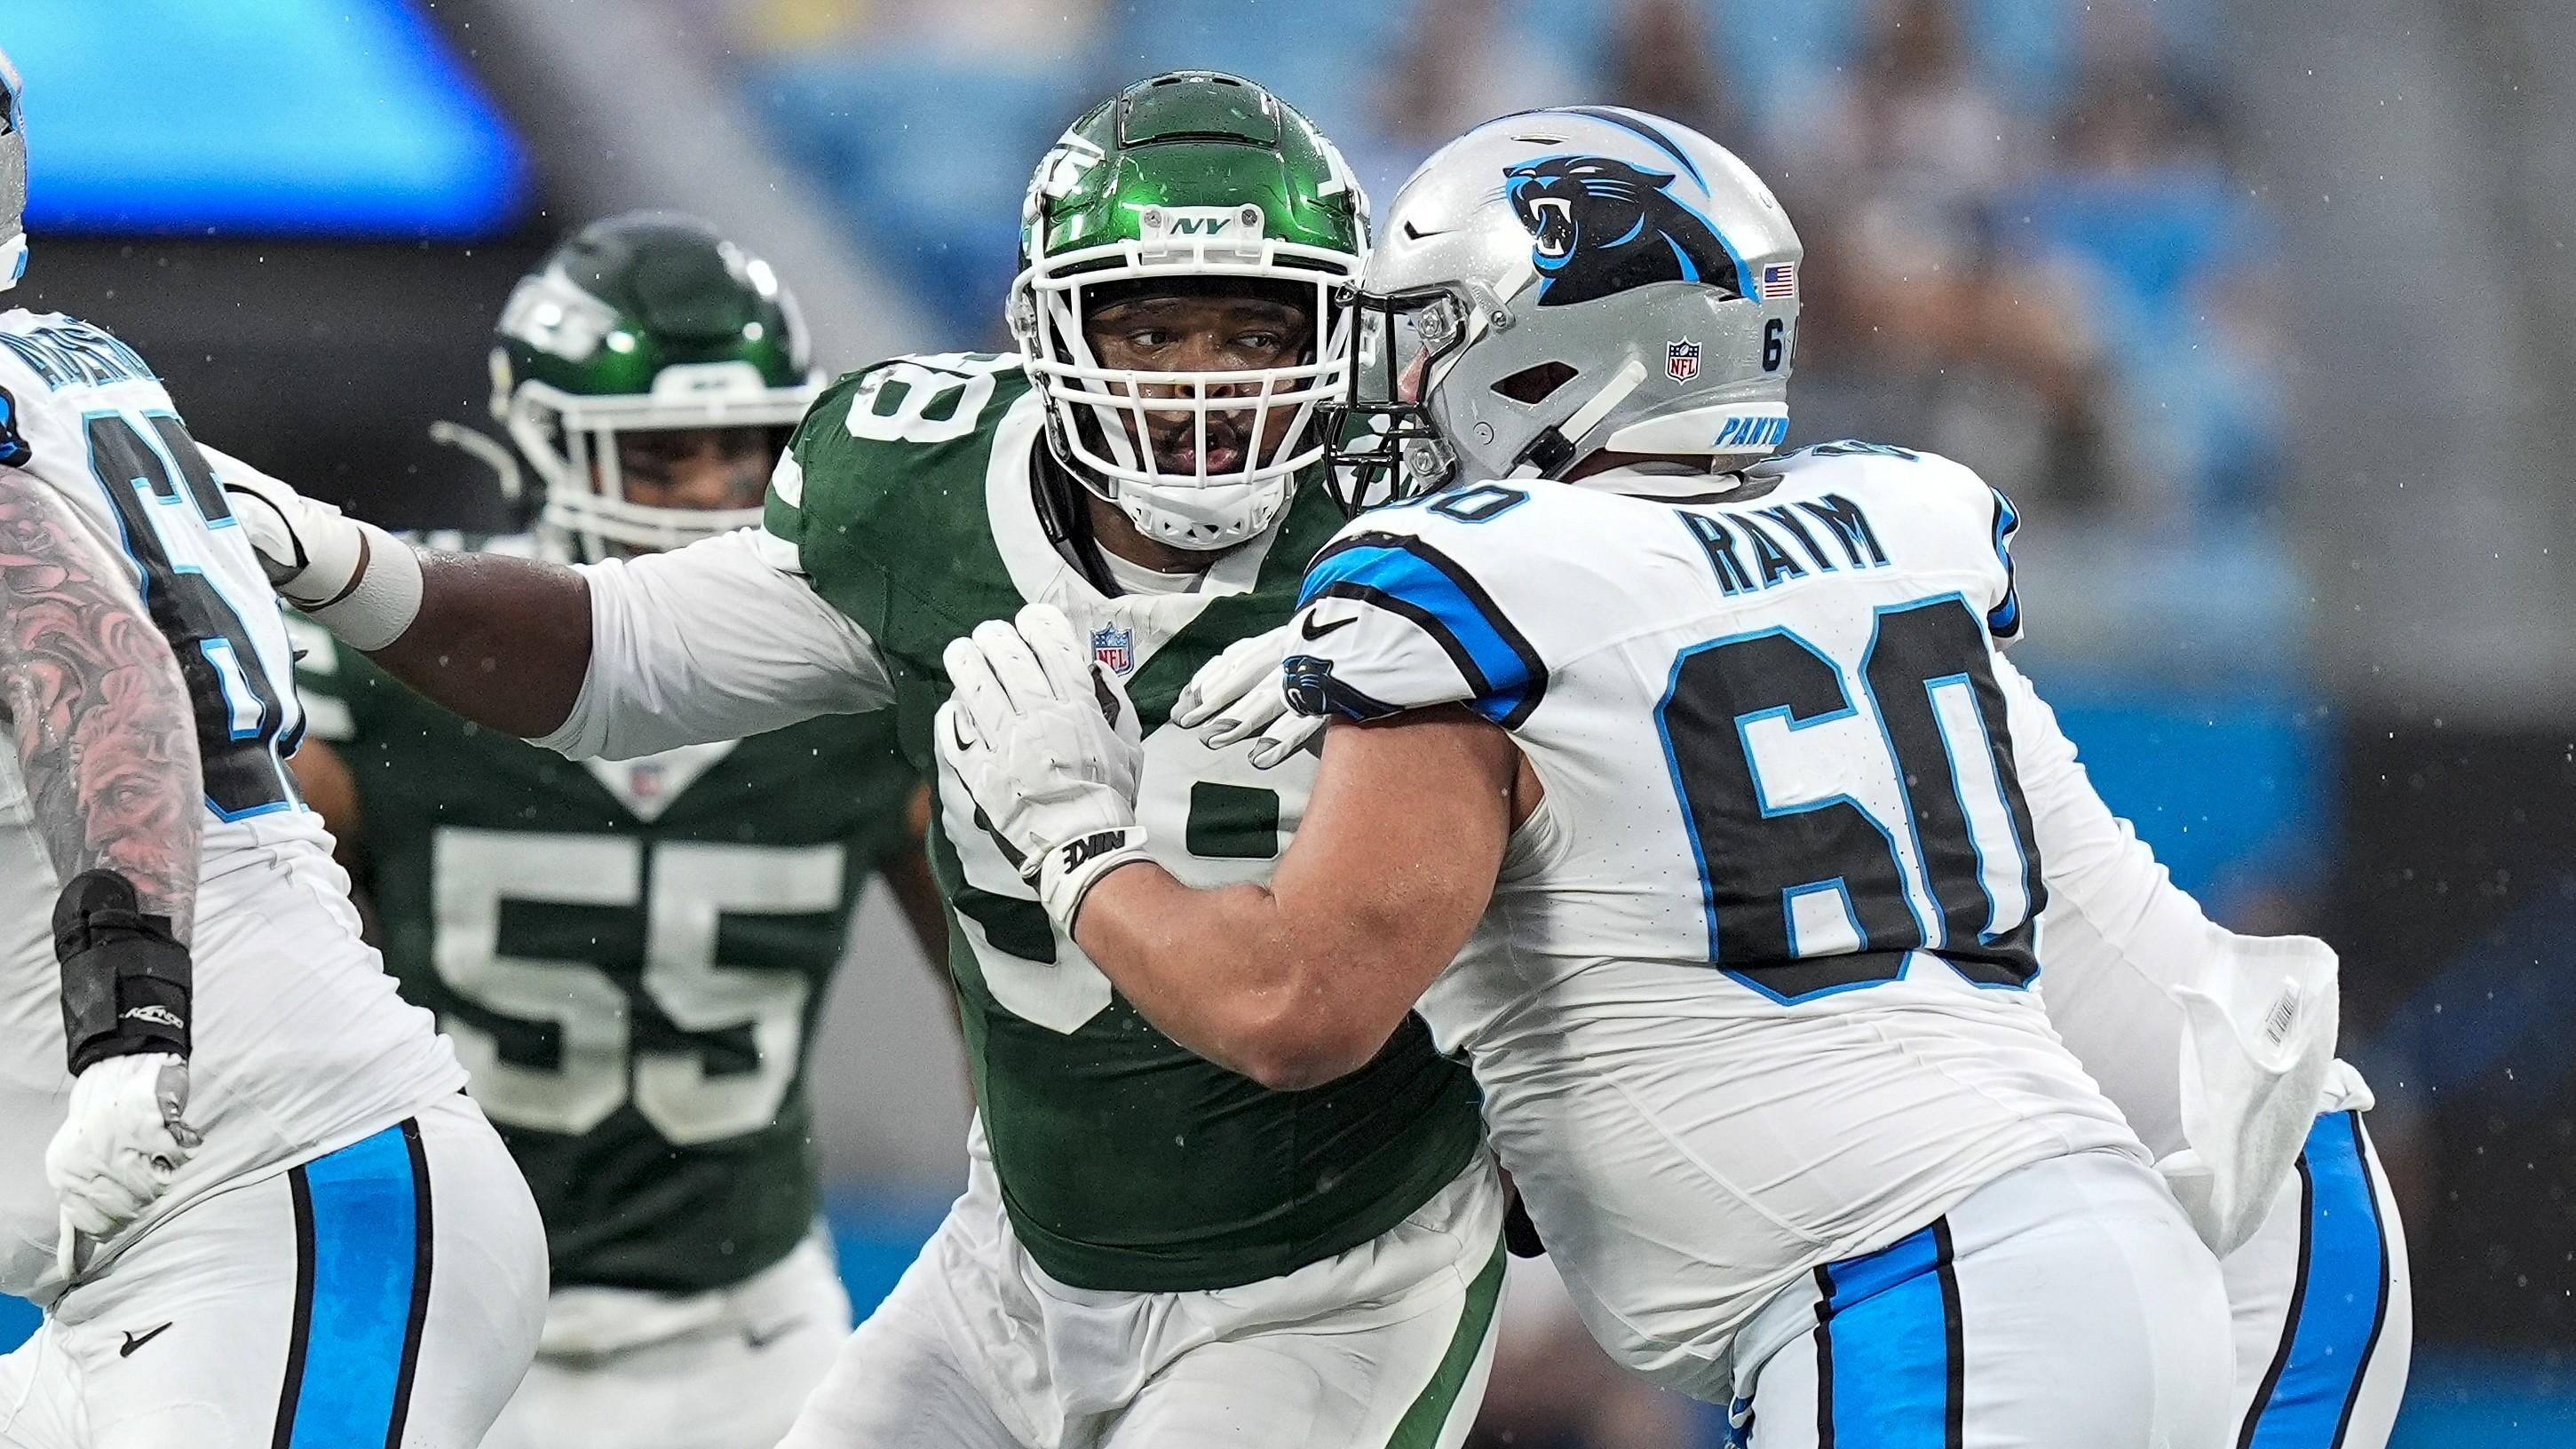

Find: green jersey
765;352;1485;1293
290;536;921;1295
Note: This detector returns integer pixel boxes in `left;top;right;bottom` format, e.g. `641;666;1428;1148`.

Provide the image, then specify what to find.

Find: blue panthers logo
0;385;29;469
1502;155;1740;307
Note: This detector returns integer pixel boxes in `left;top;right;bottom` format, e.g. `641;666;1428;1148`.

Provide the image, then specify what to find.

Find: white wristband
302;520;424;653
1034;824;1153;936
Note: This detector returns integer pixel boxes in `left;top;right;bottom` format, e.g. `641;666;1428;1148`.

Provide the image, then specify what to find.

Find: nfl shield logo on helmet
1091;622;1136;676
1666;340;1700;384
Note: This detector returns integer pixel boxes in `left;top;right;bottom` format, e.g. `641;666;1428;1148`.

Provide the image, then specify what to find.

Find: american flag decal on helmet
1759;264;1796;300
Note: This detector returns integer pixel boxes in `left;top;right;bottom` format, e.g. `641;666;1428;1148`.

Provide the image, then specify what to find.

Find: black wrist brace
53;870;193;1073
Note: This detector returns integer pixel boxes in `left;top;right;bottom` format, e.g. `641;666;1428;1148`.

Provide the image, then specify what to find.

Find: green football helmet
491;213;820;557
1009;71;1367;550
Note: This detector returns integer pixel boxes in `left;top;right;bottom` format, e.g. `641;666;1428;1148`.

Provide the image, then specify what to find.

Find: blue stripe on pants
1814;1218;1963;1449
2244;1112;2392;1449
273;1120;432;1449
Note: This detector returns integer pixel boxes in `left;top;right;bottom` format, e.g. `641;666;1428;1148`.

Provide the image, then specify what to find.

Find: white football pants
1728;1149;2232;1449
781;1133;1508;1449
2221;1112;2411;1449
0;1094;544;1448
477;1232;851;1449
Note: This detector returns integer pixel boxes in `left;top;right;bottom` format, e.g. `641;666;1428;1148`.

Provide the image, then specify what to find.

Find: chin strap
1031;451;1122;596
427;420;526;503
1508;357;1651;479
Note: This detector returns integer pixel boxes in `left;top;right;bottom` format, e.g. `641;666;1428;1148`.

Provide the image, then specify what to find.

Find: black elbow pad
53;869;193;1073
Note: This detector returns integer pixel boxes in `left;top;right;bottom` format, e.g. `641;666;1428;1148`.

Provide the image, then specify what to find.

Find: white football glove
203;445;424;651
936;604;1148;930
47;1052;201;1279
1170;622;1325;770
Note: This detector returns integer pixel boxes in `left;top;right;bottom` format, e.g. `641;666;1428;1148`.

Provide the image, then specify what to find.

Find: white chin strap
1104;471;1292;551
428;421;526;503
0;234;27;295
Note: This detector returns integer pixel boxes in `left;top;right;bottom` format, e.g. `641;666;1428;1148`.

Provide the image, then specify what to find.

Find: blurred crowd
686;0;2288;537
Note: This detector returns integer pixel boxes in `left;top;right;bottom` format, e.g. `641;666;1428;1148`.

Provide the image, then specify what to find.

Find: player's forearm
0;485;202;942
363;548;595;739
215;454;594;738
1074;866;1394;1089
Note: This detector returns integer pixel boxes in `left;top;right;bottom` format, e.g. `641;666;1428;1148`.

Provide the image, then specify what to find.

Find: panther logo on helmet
1502;155;1740;307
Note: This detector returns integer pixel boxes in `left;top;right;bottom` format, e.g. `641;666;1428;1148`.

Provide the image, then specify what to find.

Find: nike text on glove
208;446;424;652
935;603;1150;931
50;869;202;1279
1169;622;1324;770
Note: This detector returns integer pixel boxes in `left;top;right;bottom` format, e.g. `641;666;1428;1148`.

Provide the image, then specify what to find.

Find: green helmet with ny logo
1009;71;1367;551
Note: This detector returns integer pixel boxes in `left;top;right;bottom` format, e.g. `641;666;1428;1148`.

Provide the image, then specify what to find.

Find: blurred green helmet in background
1009;70;1368;550
492;212;819;556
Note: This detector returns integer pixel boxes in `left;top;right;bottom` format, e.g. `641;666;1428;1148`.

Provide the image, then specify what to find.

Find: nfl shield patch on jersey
1091;622;1135;676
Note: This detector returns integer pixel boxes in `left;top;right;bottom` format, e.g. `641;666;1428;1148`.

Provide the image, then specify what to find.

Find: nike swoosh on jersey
1298;614;1355;641
119;1322;173;1357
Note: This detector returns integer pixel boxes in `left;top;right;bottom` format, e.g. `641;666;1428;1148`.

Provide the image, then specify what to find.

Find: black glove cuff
54;869;193;1073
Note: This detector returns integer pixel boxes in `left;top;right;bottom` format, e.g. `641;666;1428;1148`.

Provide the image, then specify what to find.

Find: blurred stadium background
4;0;2572;1442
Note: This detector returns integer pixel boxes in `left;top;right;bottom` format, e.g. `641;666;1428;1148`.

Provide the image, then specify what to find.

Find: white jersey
1284;443;2146;1388
0;309;462;1298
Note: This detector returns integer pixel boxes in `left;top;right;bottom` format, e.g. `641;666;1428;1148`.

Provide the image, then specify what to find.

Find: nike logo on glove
1298;614;1354;641
119;1322;172;1357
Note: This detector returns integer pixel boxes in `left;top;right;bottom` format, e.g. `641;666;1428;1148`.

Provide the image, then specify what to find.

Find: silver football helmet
1326;107;1801;506
1;48;27;293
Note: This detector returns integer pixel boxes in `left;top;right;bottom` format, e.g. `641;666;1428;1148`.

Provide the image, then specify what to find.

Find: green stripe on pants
1387;1233;1509;1449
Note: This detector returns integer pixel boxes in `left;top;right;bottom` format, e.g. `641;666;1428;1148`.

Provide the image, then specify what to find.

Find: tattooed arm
0;471;208;1273
0;474;201;943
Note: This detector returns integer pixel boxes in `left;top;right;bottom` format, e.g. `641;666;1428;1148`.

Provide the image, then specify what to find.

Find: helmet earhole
1492;362;1579;405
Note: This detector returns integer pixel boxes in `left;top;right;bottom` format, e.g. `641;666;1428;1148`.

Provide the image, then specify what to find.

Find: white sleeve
1286;506;1548;726
534;527;894;761
2005;654;2340;1254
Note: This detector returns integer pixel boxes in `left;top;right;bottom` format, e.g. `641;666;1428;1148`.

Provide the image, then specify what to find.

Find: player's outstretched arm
366;548;594;738
214;447;592;737
218;449;891;755
242;489;591;738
